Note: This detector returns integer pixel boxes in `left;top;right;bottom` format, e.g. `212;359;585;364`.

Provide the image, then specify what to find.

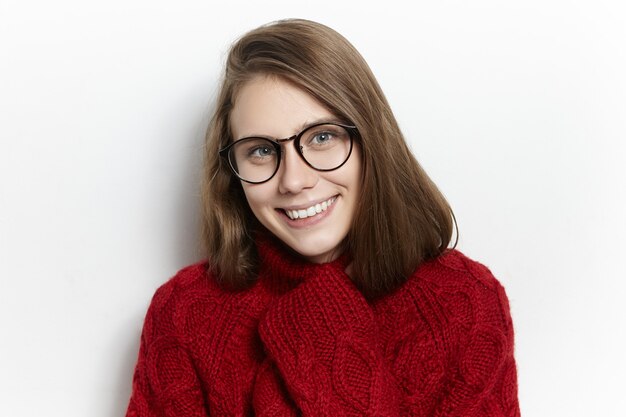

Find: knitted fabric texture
126;235;520;416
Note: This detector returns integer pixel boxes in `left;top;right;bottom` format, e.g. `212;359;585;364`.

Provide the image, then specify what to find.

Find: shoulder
383;252;519;405
418;249;503;292
142;261;267;342
148;262;216;316
398;249;515;338
144;261;247;340
140;262;215;340
373;250;516;390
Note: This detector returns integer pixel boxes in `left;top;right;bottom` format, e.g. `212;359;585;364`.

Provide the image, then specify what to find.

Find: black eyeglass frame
219;122;358;184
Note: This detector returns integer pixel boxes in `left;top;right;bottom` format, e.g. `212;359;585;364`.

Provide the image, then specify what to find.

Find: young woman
126;19;520;417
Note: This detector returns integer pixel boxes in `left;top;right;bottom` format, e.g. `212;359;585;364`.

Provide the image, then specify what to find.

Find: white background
1;1;625;416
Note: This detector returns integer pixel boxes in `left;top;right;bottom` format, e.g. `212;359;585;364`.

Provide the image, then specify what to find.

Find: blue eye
302;124;348;149
311;132;332;144
249;145;275;158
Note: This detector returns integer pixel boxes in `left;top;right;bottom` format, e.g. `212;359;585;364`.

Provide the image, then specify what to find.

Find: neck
254;231;349;282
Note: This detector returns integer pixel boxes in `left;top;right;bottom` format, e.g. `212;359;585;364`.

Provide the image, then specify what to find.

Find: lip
279;195;338;211
276;195;339;228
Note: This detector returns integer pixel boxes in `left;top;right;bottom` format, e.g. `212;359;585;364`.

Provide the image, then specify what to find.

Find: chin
283;233;345;263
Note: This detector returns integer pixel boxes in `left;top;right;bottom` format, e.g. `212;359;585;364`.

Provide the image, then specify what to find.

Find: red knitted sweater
126;235;520;416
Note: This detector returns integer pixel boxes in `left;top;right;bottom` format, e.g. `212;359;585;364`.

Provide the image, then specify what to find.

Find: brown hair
201;19;456;298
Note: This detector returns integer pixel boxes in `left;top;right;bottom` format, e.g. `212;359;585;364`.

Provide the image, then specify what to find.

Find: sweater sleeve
258;264;403;416
126;283;208;417
434;277;520;417
252;357;300;417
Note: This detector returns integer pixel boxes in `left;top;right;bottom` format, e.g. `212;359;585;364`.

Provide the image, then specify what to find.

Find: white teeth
284;197;336;220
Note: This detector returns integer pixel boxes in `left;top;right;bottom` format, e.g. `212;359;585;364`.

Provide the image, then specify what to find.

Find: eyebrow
236;117;344;141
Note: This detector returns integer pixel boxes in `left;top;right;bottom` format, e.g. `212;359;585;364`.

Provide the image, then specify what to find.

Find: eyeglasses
219;122;358;184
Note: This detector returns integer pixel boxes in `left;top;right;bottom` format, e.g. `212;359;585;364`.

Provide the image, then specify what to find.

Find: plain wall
1;1;625;416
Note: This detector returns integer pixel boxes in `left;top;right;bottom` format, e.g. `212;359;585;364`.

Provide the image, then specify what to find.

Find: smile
283;196;337;220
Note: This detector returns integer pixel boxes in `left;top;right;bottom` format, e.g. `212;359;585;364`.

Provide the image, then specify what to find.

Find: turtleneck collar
254;230;350;283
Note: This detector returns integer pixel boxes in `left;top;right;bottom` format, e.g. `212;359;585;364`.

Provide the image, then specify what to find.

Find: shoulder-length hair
202;18;456;298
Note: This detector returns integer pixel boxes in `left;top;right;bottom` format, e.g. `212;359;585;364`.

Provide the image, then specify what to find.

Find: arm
126;285;208;417
252;357;300;417
258;263;403;416
435;281;520;417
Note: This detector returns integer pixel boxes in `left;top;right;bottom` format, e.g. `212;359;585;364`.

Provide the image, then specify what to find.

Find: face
230;75;362;263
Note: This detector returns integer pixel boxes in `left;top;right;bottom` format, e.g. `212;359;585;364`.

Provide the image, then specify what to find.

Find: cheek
241;184;271;216
341;148;363;193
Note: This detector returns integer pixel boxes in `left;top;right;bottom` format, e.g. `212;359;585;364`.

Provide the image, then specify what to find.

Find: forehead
229;75;335;140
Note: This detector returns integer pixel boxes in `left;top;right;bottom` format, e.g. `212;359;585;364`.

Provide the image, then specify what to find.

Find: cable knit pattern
126;234;520;416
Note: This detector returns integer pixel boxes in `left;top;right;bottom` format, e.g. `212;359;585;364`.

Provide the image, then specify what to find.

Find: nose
277;144;318;194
